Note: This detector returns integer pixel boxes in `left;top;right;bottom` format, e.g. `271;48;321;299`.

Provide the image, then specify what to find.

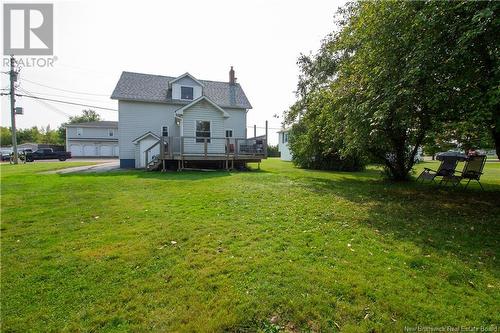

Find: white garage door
113;145;119;157
100;145;112;156
83;145;97;156
70;144;82;156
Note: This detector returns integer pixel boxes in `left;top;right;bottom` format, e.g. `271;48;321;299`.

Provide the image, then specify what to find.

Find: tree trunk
493;127;500;160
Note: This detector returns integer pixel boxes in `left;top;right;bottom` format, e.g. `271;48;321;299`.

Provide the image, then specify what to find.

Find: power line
20;77;110;97
17;87;73;118
15;93;118;112
17;89;113;104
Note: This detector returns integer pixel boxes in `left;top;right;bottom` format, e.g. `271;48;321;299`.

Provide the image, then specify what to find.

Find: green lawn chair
416;157;458;183
440;155;487;190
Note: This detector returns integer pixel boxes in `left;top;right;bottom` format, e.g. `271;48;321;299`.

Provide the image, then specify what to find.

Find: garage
70;145;82;156
100;145;113;156
83;145;97;156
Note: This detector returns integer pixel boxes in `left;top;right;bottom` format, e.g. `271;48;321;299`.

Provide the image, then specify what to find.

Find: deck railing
159;136;267;159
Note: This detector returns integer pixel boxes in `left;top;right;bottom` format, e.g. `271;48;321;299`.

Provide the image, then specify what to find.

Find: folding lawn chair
440;155;487;190
416;157;458;184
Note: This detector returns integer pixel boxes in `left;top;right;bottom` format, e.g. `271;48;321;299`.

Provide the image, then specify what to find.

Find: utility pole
9;55;18;164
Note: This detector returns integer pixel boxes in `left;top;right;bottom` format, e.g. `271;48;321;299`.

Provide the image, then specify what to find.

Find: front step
146;158;162;171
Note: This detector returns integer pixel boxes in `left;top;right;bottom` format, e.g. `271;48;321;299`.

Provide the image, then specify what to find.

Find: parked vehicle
1;149;12;161
25;148;72;162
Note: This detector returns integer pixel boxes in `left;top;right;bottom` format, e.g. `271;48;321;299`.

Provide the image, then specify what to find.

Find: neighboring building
65;121;118;157
111;67;266;169
278;128;292;161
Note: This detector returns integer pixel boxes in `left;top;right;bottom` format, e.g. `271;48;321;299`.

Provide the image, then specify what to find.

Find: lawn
1;159;499;332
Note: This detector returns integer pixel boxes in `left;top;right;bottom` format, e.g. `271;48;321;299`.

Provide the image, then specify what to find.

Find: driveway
43;160;120;174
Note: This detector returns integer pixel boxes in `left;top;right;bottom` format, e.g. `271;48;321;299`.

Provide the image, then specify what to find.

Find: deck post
234;138;239;159
265;120;268;157
204;138;208;158
226;137;230;169
181;137;184;169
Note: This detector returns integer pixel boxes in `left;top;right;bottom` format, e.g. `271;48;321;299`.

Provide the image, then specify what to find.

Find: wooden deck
145;136;267;171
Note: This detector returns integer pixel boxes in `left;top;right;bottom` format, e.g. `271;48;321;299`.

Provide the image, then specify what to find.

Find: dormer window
181;86;194;100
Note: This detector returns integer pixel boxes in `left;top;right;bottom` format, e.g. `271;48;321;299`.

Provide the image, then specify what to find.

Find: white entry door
113;145;119;157
139;138;159;168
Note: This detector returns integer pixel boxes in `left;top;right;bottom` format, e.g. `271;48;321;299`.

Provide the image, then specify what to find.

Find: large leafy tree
286;1;499;180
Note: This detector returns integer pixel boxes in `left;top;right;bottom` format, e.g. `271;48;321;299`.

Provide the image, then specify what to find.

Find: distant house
65;121;118;157
111;67;266;170
277;128;292;161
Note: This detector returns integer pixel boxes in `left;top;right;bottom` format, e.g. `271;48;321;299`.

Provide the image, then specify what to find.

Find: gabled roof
132;131;160;143
175;96;230;118
168;72;205;87
65;121;118;128
111;71;252;109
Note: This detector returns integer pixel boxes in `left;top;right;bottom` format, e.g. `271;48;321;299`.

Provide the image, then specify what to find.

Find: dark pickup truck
25;148;72;162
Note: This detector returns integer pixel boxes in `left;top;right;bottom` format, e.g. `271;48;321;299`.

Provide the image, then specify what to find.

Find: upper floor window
181;86;194;100
162;126;169;137
77;128;83;136
196;120;211;143
108;129;114;137
225;129;233;138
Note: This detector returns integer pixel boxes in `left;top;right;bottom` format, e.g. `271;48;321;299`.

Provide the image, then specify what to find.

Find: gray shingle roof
111;71;252;109
65;121;118;128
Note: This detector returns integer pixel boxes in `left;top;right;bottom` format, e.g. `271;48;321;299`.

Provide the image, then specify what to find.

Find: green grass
1;159;499;332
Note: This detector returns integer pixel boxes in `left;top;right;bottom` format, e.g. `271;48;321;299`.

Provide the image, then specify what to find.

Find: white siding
171;76;203;100
118;101;178;160
278;131;292;161
223;108;247;138
182;100;225;154
67;126;117;139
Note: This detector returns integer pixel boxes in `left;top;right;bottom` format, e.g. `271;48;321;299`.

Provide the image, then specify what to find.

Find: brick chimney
229;66;236;85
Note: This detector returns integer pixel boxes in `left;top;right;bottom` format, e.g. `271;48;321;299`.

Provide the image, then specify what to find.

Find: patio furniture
440;155;487;190
416;157;459;183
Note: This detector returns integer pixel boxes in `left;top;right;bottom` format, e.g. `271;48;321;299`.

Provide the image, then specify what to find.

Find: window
77;128;83;136
196;120;211;143
225;129;233;138
181;86;194;100
283;132;289;143
108;129;114;137
161;126;169;137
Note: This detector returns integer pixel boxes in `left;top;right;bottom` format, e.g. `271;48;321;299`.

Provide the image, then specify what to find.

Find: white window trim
108;128;114;137
225;129;233;138
161;125;169;137
195;120;211;143
180;86;194;101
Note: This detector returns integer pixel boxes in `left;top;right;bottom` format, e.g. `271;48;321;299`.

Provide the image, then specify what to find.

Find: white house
111;67;266;169
278;128;292;161
65;121;118;157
